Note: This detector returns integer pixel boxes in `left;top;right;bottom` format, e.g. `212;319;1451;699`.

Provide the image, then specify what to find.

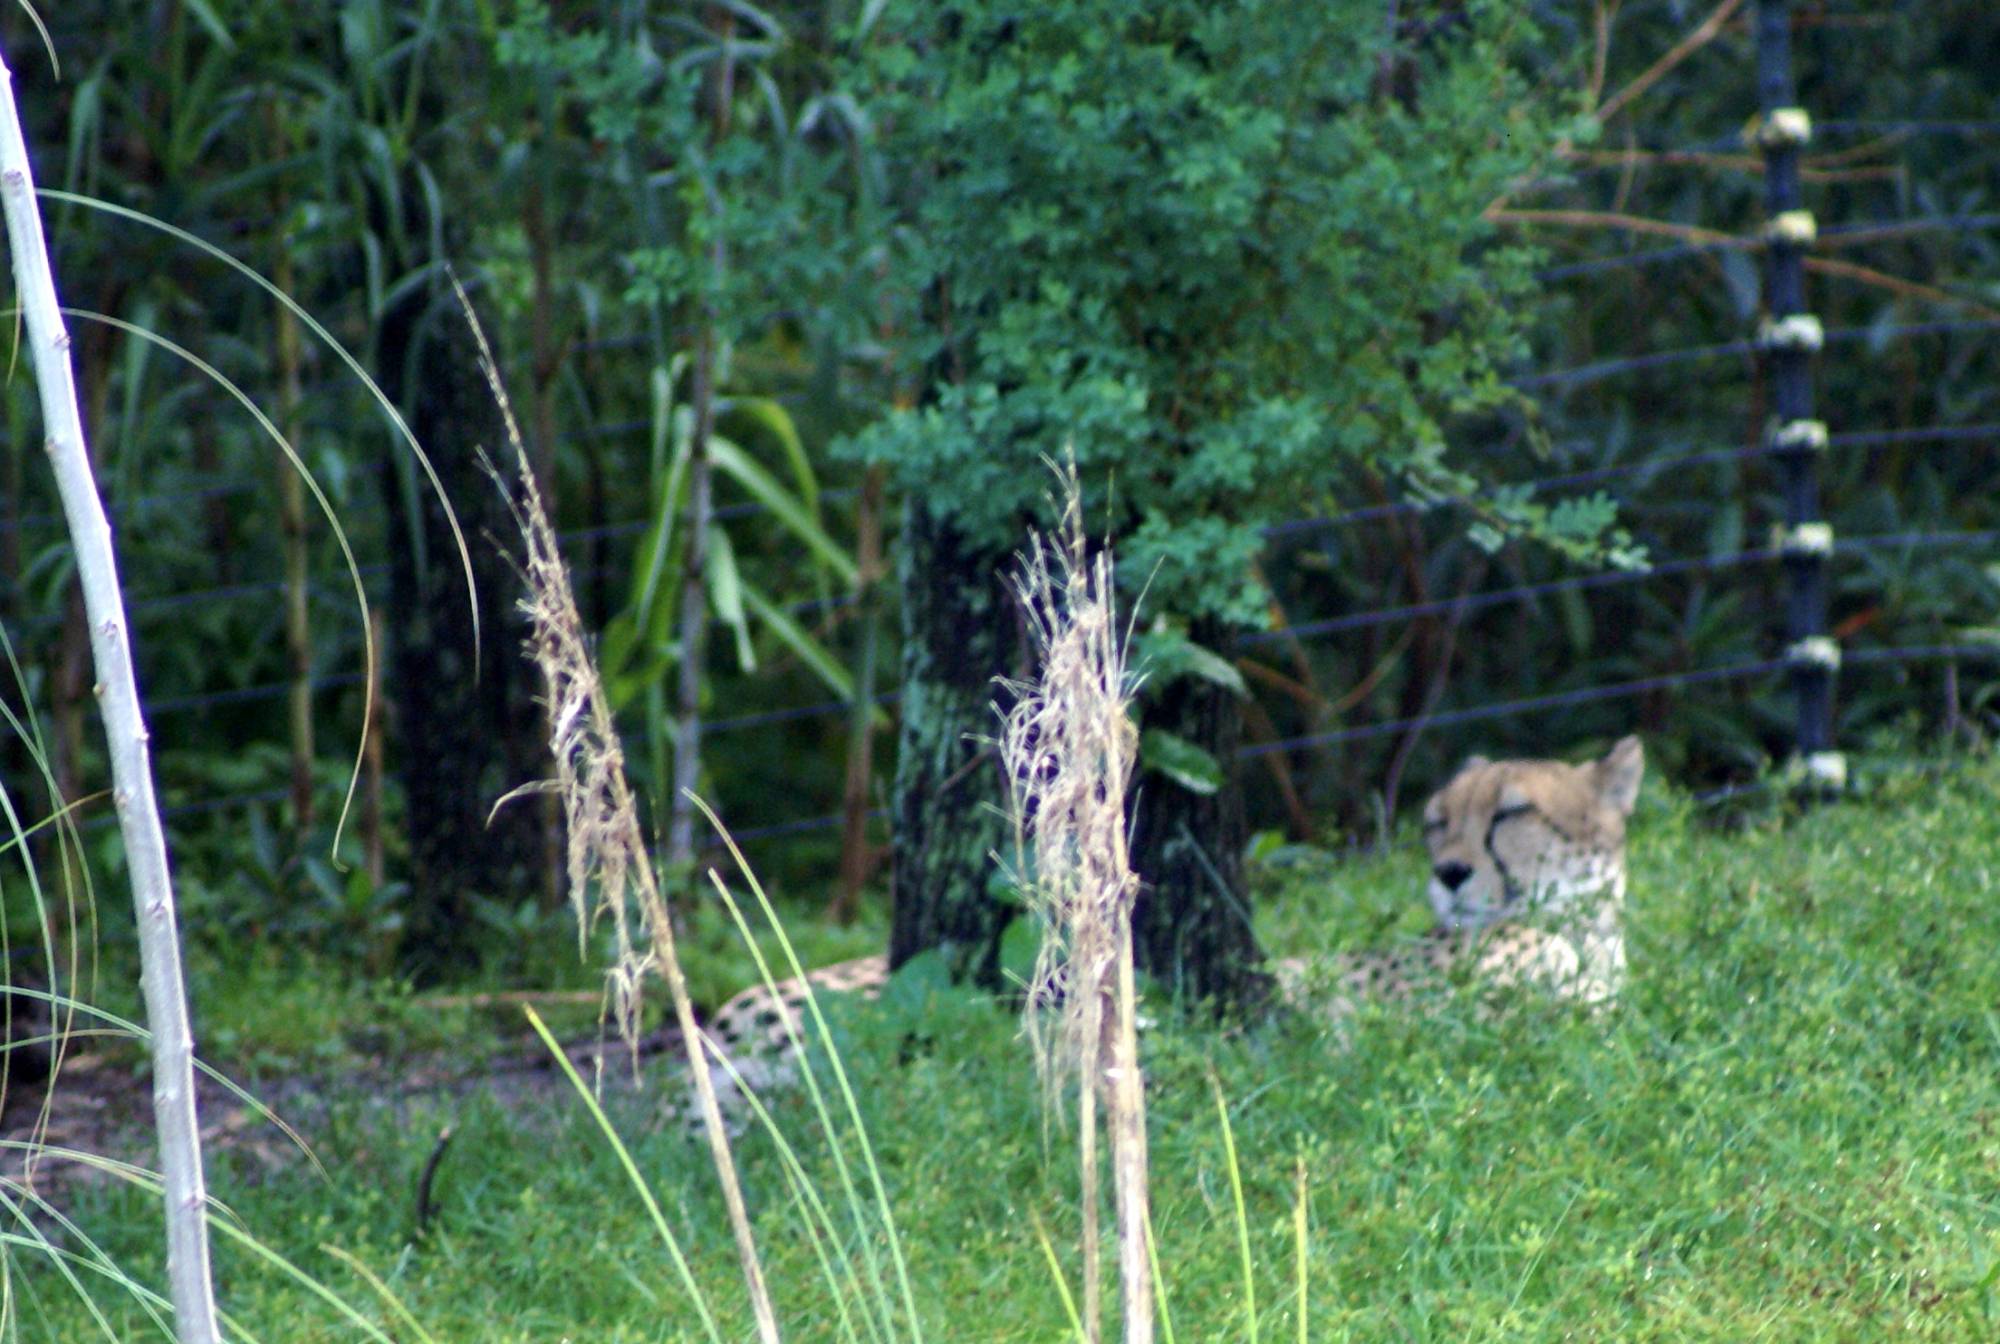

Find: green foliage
495;0;881;353
847;0;1596;629
9;0;2000;995
1138;726;1224;797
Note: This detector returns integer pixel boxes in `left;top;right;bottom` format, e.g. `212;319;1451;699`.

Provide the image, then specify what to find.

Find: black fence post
1755;0;1842;792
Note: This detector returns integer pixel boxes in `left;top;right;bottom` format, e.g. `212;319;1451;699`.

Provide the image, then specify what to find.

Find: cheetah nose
1434;861;1474;892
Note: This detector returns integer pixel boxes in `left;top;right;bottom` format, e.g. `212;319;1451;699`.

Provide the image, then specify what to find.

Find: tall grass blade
1031;1213;1091;1344
525;1006;724;1344
1212;1077;1257;1344
689;887;896;1344
1292;1160;1309;1344
0;1186;151;1342
691;1029;878;1344
1142;1217;1176;1344
693;802;923;1343
206;1220;398;1344
319;1246;439;1344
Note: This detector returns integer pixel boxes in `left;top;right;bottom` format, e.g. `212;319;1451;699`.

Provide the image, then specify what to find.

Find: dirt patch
0;1021;702;1203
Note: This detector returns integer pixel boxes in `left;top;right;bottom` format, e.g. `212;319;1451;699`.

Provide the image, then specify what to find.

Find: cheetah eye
1422;816;1446;835
1491;803;1536;825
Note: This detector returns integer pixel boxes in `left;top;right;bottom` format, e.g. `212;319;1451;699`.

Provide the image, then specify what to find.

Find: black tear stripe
1483;811;1529;904
1483;805;1584;906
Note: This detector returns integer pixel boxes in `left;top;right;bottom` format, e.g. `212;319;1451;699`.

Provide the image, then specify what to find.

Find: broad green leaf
721;394;817;515
741;584;889;725
998;915;1040;988
633;409;694;627
710;436;859;585
648;355;691;484
1133;628;1247;698
598;612;639;683
1140;728;1223;796
599;612;676;712
707;527;757;674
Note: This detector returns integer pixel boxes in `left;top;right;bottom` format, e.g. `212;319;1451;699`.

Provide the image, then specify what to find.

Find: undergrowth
17;747;2000;1341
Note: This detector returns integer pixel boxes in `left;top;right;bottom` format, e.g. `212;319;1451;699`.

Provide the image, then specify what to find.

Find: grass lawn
13;749;2000;1340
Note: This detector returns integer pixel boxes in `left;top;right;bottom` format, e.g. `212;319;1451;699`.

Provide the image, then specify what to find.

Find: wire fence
57;494;1996;840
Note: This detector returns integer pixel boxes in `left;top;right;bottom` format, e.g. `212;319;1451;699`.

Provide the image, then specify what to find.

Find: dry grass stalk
457;283;781;1344
1000;461;1153;1344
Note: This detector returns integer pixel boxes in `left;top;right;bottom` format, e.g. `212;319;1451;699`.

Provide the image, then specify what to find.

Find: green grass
12;750;2000;1340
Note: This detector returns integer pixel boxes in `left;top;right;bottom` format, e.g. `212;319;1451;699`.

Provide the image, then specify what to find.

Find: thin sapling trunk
665;17;738;876
0;40;220;1344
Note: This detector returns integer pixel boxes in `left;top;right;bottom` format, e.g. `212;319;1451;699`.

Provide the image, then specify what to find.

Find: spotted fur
680;954;886;1131
1280;735;1642;1016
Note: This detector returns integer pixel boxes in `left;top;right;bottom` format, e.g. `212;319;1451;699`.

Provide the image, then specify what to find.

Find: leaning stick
0;39;220;1344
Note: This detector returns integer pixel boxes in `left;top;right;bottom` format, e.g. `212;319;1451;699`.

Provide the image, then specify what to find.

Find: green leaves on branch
1139;728;1223;797
846;0;1605;632
1133;628;1248;701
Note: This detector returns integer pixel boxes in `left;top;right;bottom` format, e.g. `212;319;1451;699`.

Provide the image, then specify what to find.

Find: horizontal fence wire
683;807;889;847
0;479;256;538
1663;122;2000;156
5;413;1981;612
1248;529;2000;651
1238;658;1790;759
706;691;900;735
1240;549;1771;648
1816;120;2000;136
1520;319;2000;393
1265;422;2000;543
1539;213;2000;283
148;674;367;718
115;527;2000;724
1237;643;2000;761
16;107;1994;848
125;644;2000;837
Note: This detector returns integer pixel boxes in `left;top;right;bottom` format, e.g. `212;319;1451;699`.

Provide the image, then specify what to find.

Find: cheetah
684;736;1642;1125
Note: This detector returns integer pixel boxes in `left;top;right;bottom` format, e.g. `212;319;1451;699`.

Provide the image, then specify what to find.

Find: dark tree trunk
1129;621;1270;1010
887;498;1016;987
889;511;1269;1009
376;279;549;984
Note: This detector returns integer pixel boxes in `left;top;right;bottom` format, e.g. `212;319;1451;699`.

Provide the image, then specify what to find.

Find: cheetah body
690;737;1642;1121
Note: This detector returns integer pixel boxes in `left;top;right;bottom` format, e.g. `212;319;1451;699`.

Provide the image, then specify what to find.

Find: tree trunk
887;498;1016;986
829;463;887;924
1128;625;1269;1009
377;279;548;984
273;242;314;835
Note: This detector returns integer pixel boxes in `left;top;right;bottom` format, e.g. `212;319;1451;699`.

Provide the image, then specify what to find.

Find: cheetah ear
1595;735;1644;815
1458;753;1492;776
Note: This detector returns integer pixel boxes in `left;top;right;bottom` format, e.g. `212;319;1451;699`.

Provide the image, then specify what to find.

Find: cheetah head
1420;736;1643;933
